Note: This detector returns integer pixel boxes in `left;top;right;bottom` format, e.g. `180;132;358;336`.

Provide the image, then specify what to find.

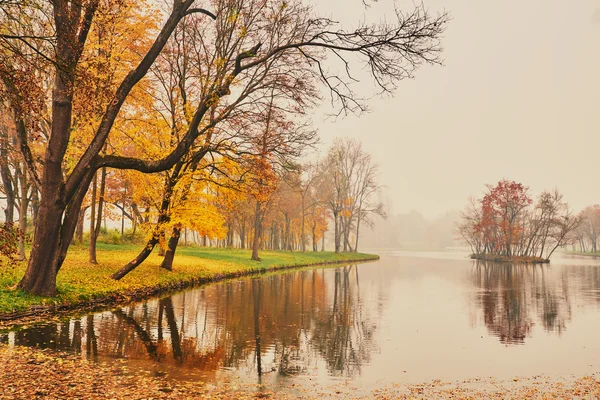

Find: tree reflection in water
471;261;575;344
8;265;378;382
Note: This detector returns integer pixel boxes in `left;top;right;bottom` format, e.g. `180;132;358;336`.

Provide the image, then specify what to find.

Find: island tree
458;180;582;261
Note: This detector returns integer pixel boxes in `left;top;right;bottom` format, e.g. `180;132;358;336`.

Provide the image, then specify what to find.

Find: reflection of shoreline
4;265;381;383
0;256;380;328
470;261;573;345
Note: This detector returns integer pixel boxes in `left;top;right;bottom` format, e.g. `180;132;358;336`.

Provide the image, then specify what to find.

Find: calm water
2;251;600;391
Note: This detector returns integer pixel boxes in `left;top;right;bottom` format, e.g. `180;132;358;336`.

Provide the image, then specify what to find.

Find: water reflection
470;261;600;345
5;254;600;387
9;265;378;382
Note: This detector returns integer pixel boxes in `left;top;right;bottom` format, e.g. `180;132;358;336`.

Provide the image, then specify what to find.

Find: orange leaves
68;0;162;169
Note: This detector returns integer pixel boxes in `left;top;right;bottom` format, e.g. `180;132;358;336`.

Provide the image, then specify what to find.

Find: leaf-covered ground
0;244;377;319
1;345;599;399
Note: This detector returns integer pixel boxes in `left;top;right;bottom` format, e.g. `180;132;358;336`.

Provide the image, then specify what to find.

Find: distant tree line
568;205;600;253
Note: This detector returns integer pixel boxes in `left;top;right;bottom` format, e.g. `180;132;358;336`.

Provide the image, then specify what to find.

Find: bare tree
2;0;448;295
322;138;384;253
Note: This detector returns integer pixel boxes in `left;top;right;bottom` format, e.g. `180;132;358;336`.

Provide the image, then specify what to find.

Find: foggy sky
309;0;600;219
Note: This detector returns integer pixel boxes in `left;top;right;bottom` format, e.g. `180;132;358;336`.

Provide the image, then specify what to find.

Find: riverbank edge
470;253;550;264
564;251;600;258
0;254;379;329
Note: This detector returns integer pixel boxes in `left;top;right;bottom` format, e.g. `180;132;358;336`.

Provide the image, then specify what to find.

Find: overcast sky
307;0;600;219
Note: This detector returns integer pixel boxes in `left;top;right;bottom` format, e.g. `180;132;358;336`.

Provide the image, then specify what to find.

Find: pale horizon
309;0;600;220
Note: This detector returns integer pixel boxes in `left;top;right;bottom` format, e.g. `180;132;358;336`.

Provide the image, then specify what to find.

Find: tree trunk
226;222;233;247
239;218;246;249
342;217;348;252
0;132;15;224
89;173;98;262
334;211;340;253
17;166;28;260
17;53;78;296
158;229;167;256
90;168;107;261
284;213;291;251
112;234;160;280
31;188;39;227
16;2;207;297
75;205;88;245
132;214;137;239
121;202;125;237
160;225;181;271
354;217;361;253
17;200;64;296
112;167;182;279
300;197;306;252
251;202;262;261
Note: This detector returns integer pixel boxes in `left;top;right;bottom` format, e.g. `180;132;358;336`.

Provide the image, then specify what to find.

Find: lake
2;251;600;394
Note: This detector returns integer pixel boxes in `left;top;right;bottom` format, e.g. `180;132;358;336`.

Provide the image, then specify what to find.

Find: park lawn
0;243;377;315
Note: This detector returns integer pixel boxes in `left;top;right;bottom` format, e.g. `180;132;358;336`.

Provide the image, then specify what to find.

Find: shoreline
0;249;378;329
470;253;550;264
564;251;600;258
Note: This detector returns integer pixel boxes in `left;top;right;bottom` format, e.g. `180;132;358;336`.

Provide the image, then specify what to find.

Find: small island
458;180;582;264
469;253;550;264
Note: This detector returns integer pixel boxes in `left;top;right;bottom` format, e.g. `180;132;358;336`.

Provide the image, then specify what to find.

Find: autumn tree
481;180;532;257
458;181;582;260
2;0;447;295
322;138;384;253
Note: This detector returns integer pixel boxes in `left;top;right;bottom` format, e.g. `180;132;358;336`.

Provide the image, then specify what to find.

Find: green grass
0;243;378;315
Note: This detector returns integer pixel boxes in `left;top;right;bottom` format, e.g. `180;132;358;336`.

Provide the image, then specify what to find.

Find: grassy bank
0;243;378;321
470;253;550;264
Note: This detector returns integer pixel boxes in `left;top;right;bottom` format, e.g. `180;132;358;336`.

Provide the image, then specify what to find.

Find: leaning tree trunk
111;232;160;280
160;224;181;271
111;167;182;280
